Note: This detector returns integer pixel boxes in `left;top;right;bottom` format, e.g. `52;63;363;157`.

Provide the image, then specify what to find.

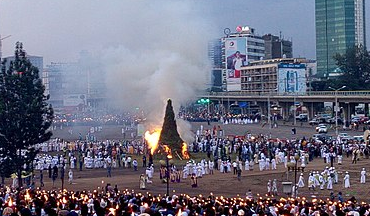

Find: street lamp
328;86;346;135
166;153;172;197
293;154;300;198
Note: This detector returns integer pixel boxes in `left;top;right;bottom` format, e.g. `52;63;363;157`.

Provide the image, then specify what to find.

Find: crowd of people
0;186;369;216
3;111;370;216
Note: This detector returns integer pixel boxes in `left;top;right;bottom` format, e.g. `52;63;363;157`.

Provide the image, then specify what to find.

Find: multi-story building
208;39;223;91
44;59;106;112
240;58;314;94
315;0;366;77
3;55;43;77
262;34;293;59
221;26;265;91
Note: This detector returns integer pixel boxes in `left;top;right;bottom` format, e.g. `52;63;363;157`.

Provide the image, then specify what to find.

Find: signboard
277;64;307;94
137;124;145;137
225;37;247;91
63;94;86;107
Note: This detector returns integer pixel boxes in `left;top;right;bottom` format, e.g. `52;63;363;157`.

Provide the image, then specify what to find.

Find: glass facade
315;0;365;77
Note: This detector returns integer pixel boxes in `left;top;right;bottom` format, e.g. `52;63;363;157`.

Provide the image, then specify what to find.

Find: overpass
197;91;370;120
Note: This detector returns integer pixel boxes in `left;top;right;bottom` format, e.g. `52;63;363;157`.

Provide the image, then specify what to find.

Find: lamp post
166;155;170;197
268;93;271;129
293;154;300;198
329;86;346;135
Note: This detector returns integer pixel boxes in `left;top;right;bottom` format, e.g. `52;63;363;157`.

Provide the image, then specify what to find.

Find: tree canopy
0;42;54;187
332;45;370;90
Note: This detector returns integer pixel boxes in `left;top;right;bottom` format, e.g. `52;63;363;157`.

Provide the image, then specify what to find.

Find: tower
315;0;366;77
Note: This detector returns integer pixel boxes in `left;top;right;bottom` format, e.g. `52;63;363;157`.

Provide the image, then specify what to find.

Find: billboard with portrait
225;38;247;91
277;63;307;93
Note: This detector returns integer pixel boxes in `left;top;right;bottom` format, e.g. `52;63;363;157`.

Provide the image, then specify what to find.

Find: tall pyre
144;99;190;160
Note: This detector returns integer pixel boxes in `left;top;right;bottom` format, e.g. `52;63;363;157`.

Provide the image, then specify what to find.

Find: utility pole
329;86;346;135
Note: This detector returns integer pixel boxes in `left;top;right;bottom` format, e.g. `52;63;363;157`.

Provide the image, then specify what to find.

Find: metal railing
204;91;370;97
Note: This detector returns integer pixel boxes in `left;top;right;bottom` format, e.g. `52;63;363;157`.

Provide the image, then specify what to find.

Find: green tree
0;42;54;187
158;99;183;156
333;45;370;90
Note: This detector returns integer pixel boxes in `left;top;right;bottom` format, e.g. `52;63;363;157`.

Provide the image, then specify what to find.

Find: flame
145;129;161;155
182;143;190;159
177;209;182;216
8;198;13;207
163;145;172;158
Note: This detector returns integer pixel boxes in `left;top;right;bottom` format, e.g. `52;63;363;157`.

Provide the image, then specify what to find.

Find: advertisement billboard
225;38;247;91
278;64;307;94
63;94;86;107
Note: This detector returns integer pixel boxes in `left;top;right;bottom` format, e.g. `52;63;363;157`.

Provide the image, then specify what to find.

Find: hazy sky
0;0;369;64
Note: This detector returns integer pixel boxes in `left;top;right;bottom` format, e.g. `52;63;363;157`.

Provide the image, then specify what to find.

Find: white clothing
344;174;350;188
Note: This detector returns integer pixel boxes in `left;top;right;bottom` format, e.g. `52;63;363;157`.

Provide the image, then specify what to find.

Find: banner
277;63;306;93
225;38;247;91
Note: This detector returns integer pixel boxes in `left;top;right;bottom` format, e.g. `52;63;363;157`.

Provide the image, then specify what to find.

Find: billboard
63;94;86;107
278;64;307;94
225;38;247;91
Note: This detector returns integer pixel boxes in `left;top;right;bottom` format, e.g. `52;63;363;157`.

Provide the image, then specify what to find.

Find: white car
316;124;328;133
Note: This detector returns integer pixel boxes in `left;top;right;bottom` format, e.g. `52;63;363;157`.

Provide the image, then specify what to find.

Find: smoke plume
96;1;215;142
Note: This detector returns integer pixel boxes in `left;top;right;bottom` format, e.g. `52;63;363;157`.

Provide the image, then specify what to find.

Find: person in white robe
209;161;214;175
327;175;333;190
272;179;278;195
139;174;146;190
271;158;277;170
249;160;254;171
344;171;350;188
68;169;73;184
265;158;270;170
319;174;325;190
245;160;250;171
298;173;305;188
338;154;343;165
308;173;315;190
360;168;366;184
267;180;271;195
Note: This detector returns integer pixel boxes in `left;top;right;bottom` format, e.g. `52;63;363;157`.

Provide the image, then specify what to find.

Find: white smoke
95;1;216;142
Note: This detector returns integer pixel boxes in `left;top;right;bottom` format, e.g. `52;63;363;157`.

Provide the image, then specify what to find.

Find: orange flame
144;129;161;155
182;143;190;159
163;145;172;158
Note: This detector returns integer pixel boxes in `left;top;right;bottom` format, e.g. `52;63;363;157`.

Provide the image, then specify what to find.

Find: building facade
262;34;293;60
240;58;313;94
44;59;106;112
221;26;265;91
315;0;366;77
3;55;43;77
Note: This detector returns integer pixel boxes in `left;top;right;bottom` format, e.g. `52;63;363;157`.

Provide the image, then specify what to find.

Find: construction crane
0;35;12;59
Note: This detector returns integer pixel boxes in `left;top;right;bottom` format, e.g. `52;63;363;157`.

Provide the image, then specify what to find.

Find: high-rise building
315;0;366;77
262;34;293;60
221;26;265;91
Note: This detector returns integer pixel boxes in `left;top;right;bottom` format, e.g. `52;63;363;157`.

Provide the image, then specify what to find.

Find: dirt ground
23;122;370;201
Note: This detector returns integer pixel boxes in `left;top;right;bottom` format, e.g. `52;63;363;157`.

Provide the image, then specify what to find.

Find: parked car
309;118;320;125
312;133;332;142
315;124;328;133
327;117;343;124
295;114;308;122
